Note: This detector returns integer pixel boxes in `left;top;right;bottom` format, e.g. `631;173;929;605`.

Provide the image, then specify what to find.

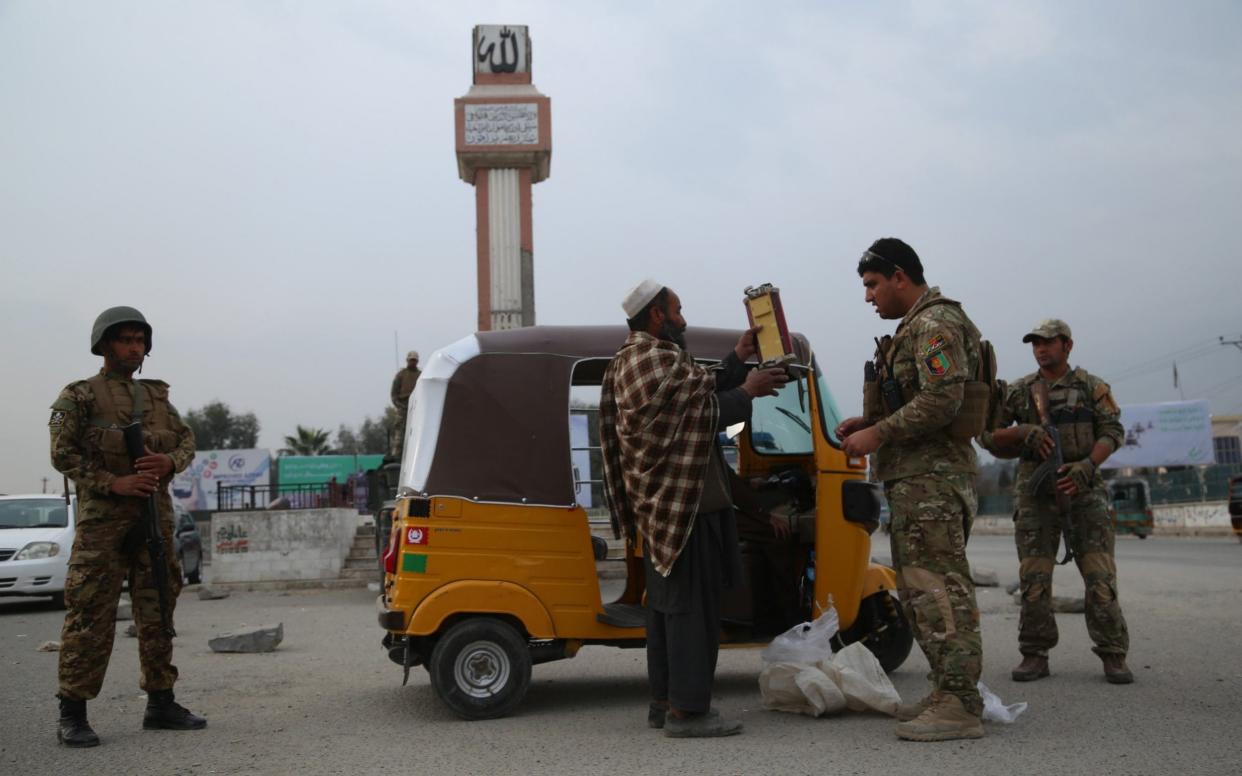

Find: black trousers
645;509;729;714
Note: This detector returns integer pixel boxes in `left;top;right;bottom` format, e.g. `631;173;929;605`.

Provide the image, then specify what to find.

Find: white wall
209;508;358;583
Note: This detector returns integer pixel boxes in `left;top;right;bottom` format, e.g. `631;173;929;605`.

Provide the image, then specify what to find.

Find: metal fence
217;483;354;512
976;463;1242;517
1136;463;1241;504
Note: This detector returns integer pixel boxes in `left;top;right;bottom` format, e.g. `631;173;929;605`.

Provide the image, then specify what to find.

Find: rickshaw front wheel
428;617;532;720
856;591;914;673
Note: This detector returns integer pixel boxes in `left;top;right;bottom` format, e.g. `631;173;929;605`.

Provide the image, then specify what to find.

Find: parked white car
0;494;77;607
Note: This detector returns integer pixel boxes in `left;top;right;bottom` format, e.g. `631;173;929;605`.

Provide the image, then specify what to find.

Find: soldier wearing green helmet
48;307;206;747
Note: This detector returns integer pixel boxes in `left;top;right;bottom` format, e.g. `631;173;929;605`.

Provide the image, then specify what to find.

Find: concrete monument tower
454;25;552;331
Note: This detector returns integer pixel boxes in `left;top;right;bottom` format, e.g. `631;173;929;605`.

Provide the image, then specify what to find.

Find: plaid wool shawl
599;331;719;577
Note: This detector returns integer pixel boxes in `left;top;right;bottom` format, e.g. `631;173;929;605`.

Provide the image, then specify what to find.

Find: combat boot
143;689;207;730
1011;654;1050;682
57;697;100;747
894;693;983;742
1101;654;1134;684
894;691;937;722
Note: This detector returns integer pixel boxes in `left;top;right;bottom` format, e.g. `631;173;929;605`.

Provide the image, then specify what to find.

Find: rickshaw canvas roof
398;325;810;506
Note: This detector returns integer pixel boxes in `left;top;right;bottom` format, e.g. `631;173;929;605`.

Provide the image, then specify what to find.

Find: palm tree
280;425;333;456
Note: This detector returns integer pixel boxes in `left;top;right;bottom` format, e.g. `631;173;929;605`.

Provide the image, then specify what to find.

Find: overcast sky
2;1;1240;494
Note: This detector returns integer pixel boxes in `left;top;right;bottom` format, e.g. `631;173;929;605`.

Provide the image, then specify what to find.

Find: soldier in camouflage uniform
389;350;420;458
979;319;1132;684
49;307;207;747
837;238;987;742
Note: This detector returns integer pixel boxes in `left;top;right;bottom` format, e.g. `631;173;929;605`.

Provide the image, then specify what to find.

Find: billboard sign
1108;400;1215;468
172;449;272;511
278;455;385;486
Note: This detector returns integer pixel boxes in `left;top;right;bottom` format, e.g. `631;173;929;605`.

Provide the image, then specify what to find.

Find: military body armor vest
1022;372;1097;463
862;297;1000;442
85;374;176;476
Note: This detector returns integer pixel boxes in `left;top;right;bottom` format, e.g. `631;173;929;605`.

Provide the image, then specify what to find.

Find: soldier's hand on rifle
111;472;159;497
743;366;789;398
734;325;762;362
135;447;174;479
1056;459;1096;497
1019;424;1055;459
835;416;872;439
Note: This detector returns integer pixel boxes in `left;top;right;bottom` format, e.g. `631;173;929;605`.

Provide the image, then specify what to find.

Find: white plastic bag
758;662;847;717
822;643;901;715
759;608;839;665
979;681;1027;724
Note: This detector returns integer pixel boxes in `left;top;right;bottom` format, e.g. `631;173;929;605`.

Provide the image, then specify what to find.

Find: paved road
2;535;1240;775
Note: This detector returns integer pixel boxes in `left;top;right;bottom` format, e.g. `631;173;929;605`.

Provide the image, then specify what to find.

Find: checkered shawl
600;331;719;577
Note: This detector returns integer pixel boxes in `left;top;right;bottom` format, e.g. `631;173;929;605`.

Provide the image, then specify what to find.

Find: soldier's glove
1060;459;1097;491
1018;424;1051;454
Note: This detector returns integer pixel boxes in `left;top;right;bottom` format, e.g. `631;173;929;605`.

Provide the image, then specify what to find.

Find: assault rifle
122;422;177;637
1027;382;1074;565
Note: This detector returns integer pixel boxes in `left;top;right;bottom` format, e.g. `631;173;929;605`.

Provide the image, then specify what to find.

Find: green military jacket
391;367;421;409
993;367;1124;497
49;369;196;523
871;287;982;482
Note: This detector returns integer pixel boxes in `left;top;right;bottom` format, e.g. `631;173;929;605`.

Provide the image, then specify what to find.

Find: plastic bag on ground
821;642;901;715
758;662;847;717
979;681;1027;724
759;608;839;665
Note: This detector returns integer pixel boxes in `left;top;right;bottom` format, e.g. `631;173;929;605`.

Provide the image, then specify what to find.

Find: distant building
1211;414;1241;465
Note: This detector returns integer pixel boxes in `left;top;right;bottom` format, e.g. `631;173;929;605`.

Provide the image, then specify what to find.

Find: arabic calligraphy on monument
476;25;523;73
464;103;539;146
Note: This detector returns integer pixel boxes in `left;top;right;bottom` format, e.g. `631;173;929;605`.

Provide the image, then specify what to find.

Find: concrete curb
969;517;1236;538
191;578;372;593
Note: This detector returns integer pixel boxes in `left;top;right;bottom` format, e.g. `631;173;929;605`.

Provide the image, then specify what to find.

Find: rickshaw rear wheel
428;617;532;720
855;591;914;673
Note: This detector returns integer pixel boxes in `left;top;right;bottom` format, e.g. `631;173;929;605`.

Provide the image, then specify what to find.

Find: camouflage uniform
390;362;421;458
49;370;196;701
993;368;1128;659
869;287;983;715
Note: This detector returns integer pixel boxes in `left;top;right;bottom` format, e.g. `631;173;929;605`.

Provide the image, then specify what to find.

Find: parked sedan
0;494;76;608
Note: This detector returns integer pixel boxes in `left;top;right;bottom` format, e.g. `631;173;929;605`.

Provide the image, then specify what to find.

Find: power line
1107;343;1219;384
1102;338;1218;382
1200;372;1242;399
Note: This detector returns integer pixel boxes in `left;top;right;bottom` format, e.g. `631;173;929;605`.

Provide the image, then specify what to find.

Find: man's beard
659;320;687;350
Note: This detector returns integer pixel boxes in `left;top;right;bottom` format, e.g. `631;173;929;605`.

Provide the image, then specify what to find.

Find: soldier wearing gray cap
980;318;1132;684
390;350;421;459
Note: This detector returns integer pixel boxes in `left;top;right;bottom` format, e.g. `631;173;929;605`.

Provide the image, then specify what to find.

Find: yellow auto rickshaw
377;325;911;719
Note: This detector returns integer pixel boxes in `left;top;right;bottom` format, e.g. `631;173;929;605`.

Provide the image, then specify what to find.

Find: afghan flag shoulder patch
924;351;952;378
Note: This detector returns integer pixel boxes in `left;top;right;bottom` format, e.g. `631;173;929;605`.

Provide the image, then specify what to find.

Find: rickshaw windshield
814;357;845;447
748;357;845;455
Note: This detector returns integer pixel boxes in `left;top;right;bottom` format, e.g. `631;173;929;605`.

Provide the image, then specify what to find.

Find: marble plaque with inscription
464;103;539;146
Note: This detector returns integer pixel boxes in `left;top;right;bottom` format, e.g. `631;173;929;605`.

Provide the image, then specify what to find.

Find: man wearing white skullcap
600;281;788;737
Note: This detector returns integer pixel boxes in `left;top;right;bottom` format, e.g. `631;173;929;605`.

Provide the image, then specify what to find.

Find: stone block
197;586;230;601
116;598;133;621
208;623;284;653
971;566;999;587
